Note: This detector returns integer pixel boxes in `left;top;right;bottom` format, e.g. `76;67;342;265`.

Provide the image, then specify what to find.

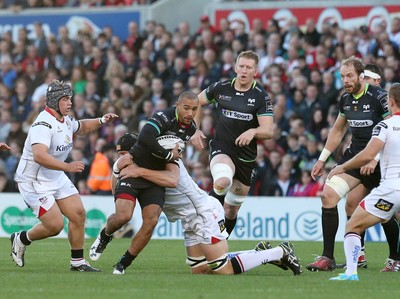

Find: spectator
288;170;316;197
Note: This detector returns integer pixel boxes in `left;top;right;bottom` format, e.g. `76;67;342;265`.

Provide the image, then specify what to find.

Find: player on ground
329;82;400;280
11;80;118;271
337;63;400;271
191;50;274;235
108;132;302;275
90;91;198;274
306;57;390;271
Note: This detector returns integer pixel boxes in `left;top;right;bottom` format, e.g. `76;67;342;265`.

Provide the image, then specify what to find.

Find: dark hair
116;133;138;152
364;63;383;78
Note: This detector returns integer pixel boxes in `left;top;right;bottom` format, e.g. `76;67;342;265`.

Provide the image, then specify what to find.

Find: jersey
339;84;389;154
205;78;273;161
163;160;228;245
371;114;400;189
130;106;197;170
15;107;80;185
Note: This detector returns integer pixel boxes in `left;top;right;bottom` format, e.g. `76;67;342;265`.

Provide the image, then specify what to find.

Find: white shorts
361;184;400;221
17;174;78;217
183;197;229;247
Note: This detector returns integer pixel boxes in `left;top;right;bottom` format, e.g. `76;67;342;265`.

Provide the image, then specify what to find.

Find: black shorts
338;148;381;190
114;177;165;209
209;139;256;186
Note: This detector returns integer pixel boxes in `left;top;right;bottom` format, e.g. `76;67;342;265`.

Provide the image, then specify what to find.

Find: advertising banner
214;5;400;34
0;193;386;242
0;10;140;42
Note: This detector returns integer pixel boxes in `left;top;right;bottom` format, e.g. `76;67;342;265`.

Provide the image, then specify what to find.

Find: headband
364;70;381;79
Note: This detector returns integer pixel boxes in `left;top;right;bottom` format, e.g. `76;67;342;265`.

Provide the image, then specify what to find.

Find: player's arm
311;114;348;180
0;143;11;151
75;113;118;135
120;162;179;188
235;115;273;147
32;144;84;173
328;137;384;179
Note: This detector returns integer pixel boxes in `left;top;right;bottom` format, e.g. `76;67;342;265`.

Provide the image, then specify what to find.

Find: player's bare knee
46;218;64;236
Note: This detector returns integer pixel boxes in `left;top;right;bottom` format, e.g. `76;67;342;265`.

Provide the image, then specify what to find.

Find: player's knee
46;218;64;236
208;254;229;273
322;176;350;207
225;191;246;206
211;163;233;196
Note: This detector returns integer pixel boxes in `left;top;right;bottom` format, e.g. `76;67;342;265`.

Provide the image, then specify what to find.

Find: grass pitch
1;238;397;299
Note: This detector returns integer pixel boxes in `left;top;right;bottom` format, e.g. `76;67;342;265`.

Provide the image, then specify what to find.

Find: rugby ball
156;135;185;153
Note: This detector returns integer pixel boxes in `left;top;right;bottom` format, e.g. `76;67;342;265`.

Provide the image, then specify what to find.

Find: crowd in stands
0;11;400;196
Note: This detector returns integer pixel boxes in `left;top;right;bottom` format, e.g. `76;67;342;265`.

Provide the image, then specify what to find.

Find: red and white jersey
163;160;212;223
15;107;80;184
371;114;400;189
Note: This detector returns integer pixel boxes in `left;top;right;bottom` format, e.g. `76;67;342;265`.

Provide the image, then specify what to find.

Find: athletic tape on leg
325;175;351;199
208;254;229;272
186;256;207;268
225;191;246;206
211;163;233;196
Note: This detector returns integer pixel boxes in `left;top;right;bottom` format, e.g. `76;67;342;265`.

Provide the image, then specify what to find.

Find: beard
351;81;362;95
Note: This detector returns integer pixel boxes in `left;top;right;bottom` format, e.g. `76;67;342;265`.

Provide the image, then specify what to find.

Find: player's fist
66;161;85;173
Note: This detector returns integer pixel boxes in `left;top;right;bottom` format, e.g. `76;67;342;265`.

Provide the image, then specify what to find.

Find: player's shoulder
366;84;387;97
31;111;54;130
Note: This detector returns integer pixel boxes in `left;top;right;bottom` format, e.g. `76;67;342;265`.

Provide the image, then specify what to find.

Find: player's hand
66;161;85;173
0;143;11;151
169;144;181;161
311;160;325;181
117;154;133;170
120;164;141;179
327;165;345;180
235;129;255;147
190;129;206;151
360;159;377;176
101;113;119;124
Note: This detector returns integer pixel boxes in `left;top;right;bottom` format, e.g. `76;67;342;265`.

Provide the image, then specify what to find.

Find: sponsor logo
120;181;132;188
374;198;393;212
393;127;400;131
222;109;253;121
55;143;73;151
294;211;322;241
85;209;107;238
248;98;256;106
348;119;373;127
352;245;361;263
38;196;48;204
236;92;244;96
57;126;62;133
343;105;351;111
219;95;232;101
372;125;382;136
363;104;370;112
1;207;39;234
218;219;226;233
32;121;52;129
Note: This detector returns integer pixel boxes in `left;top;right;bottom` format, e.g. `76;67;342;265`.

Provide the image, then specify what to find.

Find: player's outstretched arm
76;113;119;135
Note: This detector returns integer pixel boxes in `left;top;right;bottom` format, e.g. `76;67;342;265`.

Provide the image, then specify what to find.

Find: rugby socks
225;217;237;236
100;227;113;242
209;189;225;206
321;207;338;259
343;232;361;276
71;249;85;266
118;250;136;269
230;247;283;274
20;230;32;246
381;216;400;260
347;215;366;254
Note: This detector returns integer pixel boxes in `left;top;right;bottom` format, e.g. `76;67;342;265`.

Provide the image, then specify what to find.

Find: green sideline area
0;238;397;299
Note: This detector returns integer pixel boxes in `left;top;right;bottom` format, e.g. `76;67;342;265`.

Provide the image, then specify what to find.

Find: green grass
0;238;397;299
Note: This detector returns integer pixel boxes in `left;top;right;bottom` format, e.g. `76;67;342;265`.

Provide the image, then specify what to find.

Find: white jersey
371;114;400;189
163;160;212;223
15;107;80;185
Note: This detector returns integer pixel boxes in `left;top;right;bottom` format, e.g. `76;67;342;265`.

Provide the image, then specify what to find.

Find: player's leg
58;193;101;272
331;206;381;281
224;179;249;235
306;173;359;271
113;187;165;274
186;244;212;274
209;154;235;206
344;184;369;269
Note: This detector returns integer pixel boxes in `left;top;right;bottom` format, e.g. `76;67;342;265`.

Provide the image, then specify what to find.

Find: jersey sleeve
68;115;80;133
30;121;52;148
146;110;170;134
371;121;388;143
204;81;222;104
257;91;274;117
338;95;346;117
376;89;390;118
